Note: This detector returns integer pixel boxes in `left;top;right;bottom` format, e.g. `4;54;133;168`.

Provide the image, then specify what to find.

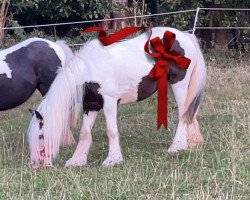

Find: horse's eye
39;135;44;140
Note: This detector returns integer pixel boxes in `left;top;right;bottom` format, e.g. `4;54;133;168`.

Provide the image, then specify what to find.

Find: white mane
28;56;84;162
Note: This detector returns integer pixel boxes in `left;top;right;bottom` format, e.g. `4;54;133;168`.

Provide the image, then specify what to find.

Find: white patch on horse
0;37;61;79
48;41;71;66
0;59;12;78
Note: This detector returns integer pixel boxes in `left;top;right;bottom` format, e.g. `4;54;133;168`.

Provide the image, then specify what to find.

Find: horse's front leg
65;111;98;166
102;95;123;167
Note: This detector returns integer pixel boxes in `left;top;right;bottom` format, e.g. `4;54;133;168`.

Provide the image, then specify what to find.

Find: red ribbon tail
157;69;168;129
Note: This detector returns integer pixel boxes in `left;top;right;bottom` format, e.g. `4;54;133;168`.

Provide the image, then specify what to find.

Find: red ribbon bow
144;28;191;129
82;26;144;46
81;26;191;129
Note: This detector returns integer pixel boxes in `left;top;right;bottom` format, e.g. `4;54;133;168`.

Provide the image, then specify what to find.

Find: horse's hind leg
187;109;204;148
65;111;98;166
168;84;189;153
102;95;123;167
168;83;204;153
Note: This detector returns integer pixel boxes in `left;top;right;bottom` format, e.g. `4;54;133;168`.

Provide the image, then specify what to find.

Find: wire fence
1;7;250;31
0;9;196;30
1;7;250;47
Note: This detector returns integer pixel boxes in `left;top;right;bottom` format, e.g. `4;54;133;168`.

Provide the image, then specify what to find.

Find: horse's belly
119;86;138;104
0;75;37;110
119;75;158;104
0;87;30;110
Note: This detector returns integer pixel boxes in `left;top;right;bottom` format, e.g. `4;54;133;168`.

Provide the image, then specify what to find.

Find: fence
1;7;250;47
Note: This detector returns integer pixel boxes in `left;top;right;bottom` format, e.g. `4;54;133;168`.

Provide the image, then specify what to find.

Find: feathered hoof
187;132;205;149
65;156;87;167
102;155;123;168
167;142;188;154
188;139;205;149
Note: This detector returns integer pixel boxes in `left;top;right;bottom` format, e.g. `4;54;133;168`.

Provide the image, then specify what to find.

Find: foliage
7;0;122;25
2;0;250;48
158;0;250;30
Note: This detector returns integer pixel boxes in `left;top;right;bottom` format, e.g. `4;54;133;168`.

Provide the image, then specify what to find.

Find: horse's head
28;109;46;169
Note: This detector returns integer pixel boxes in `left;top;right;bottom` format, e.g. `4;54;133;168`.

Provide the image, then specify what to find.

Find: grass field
0;51;249;199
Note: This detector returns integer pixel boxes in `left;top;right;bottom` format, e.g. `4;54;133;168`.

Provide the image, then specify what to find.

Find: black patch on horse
168;40;187;84
0;41;62;110
83;82;104;114
183;90;204;124
137;39;187;101
137;76;157;101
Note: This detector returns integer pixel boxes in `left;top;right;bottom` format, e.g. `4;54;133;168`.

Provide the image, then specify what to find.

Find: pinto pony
27;27;206;169
0;38;77;147
0;38;73;110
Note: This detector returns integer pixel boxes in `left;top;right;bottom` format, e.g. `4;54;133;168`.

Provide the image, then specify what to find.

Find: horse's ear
34;110;43;122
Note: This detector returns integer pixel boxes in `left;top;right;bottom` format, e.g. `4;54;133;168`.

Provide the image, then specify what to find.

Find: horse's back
77;27;201;105
0;38;67;110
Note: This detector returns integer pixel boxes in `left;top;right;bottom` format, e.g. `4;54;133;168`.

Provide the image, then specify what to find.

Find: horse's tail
55;40;74;65
183;33;206;123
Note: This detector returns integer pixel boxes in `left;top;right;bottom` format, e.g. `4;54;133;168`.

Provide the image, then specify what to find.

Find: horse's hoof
102;155;123;168
188;140;205;149
65;157;87;167
168;142;188;154
187;134;205;149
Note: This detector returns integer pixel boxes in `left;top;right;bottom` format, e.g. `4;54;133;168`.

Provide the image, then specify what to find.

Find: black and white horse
28;27;206;169
0;38;77;147
0;37;74;110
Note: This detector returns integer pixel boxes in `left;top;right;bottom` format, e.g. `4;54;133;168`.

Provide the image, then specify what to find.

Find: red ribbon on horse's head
144;28;191;129
82;26;144;46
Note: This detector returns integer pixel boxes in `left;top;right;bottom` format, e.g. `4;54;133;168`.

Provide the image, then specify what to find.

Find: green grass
0;53;249;199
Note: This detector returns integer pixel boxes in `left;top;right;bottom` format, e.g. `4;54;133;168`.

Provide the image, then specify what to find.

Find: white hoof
102;154;123;167
65;156;87;167
168;141;188;154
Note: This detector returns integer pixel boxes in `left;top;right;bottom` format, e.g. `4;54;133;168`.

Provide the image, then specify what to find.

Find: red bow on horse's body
82;26;191;129
144;29;191;129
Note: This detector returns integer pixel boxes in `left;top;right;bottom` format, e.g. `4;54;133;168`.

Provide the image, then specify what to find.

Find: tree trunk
0;0;9;46
112;0;128;30
139;0;145;26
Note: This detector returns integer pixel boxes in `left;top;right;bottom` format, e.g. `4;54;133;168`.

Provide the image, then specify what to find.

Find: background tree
1;0;250;49
0;0;9;45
